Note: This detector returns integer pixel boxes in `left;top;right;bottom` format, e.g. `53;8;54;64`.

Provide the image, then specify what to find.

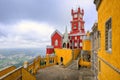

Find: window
55;39;58;46
80;43;82;47
80;14;82;18
74;26;77;29
105;18;112;52
75;36;77;40
98;31;101;49
75;42;77;47
74;14;77;18
69;36;72;40
80;36;83;40
82;26;84;29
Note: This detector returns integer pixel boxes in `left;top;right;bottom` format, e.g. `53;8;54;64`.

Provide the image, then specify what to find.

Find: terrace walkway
36;65;94;80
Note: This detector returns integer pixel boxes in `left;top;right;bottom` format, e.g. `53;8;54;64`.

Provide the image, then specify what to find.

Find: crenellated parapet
71;7;84;16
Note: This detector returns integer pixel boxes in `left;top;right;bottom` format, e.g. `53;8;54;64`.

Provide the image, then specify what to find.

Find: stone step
67;60;78;70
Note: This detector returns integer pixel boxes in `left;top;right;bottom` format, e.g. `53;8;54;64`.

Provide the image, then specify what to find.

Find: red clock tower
69;7;85;49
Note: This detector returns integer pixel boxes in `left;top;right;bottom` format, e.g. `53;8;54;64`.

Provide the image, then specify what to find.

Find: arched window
55;39;58;46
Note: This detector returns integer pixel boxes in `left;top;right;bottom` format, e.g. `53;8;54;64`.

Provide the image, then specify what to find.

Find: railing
0;55;57;80
0;66;22;80
22;68;36;80
39;56;56;69
0;66;16;77
0;66;37;80
26;55;57;74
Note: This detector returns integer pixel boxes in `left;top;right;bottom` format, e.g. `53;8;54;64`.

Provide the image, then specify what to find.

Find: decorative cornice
69;33;85;36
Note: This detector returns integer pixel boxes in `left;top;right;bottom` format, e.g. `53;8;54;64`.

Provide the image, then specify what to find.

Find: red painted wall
69;35;83;49
51;32;62;48
46;47;54;54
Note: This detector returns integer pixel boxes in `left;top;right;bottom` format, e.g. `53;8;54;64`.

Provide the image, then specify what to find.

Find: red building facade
46;46;54;54
51;30;62;48
46;7;85;54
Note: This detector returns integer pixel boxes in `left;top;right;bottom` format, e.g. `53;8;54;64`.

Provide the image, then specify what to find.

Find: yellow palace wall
72;49;80;60
54;48;80;66
54;48;72;66
82;39;91;51
97;0;120;80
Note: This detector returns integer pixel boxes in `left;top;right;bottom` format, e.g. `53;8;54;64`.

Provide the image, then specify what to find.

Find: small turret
23;61;29;69
71;9;74;16
82;9;84;15
78;7;80;13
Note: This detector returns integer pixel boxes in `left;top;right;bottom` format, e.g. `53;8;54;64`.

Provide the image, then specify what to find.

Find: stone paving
36;65;95;80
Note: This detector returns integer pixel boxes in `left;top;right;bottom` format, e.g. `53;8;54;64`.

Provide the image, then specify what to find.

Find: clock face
74;14;77;18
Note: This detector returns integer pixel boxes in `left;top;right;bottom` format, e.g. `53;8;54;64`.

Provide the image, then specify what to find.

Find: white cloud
0;20;55;48
0;0;97;48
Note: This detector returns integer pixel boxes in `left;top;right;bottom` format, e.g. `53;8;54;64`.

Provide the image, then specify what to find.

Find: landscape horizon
0;48;46;69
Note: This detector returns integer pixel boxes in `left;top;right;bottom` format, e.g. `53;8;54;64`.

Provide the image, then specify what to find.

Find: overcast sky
0;0;97;48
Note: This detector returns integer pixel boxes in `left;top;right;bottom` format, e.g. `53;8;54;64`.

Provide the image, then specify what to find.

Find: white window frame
80;43;82;47
75;42;77;47
55;39;58;46
105;18;112;53
108;29;112;51
80;36;83;40
75;36;77;40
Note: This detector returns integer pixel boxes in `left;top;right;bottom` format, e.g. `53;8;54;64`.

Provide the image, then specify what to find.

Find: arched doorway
60;57;63;62
63;43;66;48
67;43;69;48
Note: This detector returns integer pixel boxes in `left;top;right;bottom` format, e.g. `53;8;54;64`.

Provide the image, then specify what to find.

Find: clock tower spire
70;7;85;34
